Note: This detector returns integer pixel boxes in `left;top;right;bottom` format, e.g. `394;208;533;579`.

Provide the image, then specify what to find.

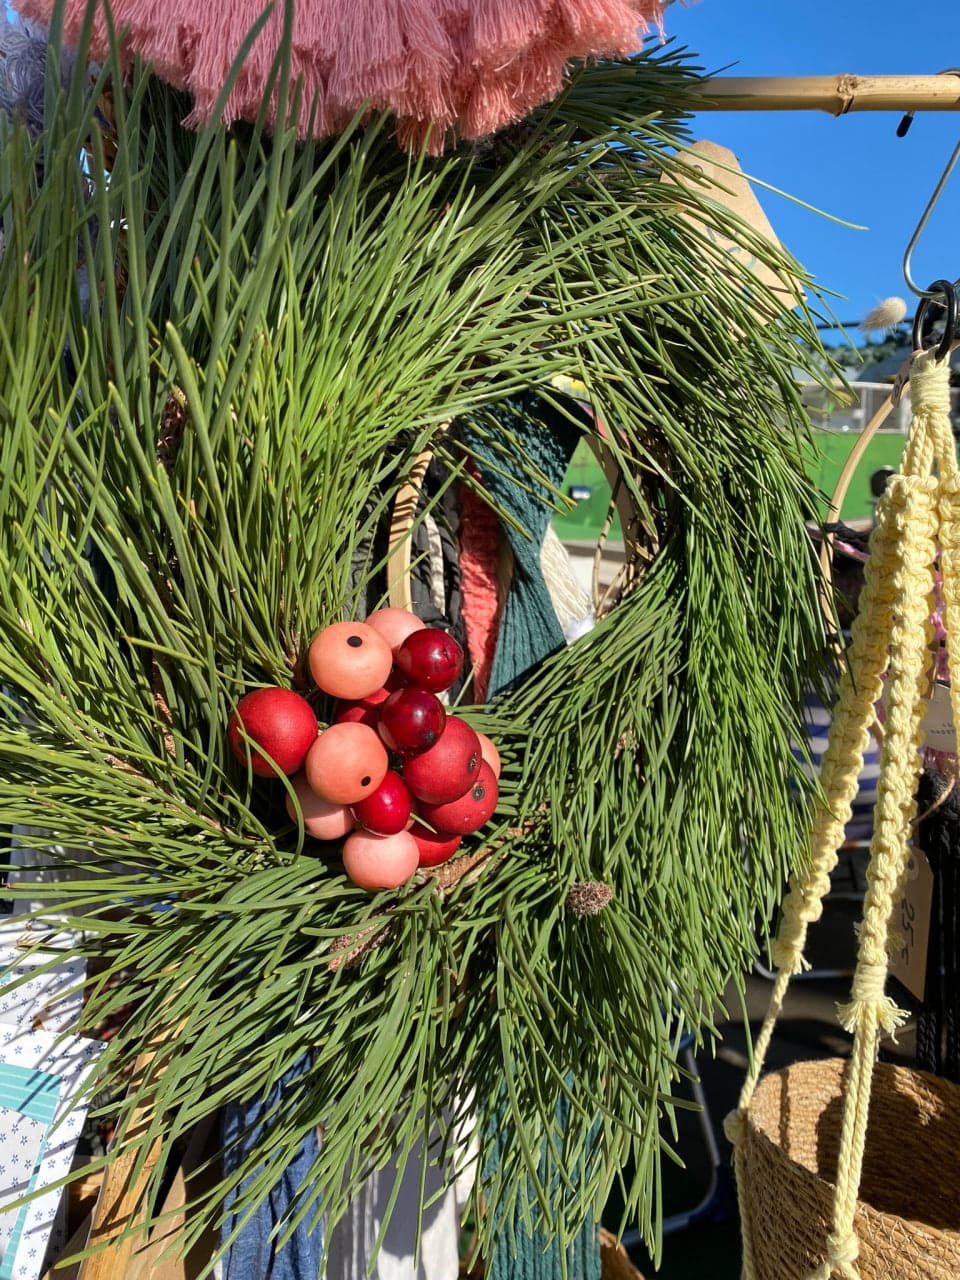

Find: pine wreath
0;16;838;1272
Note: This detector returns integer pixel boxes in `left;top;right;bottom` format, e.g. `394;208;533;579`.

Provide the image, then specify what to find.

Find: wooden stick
76;1054;166;1280
694;73;960;115
387;450;435;613
77;1009;189;1280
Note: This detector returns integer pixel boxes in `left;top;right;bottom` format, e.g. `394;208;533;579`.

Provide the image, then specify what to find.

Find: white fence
800;379;960;435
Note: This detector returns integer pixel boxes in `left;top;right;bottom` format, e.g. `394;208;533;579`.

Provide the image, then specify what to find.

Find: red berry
402;716;481;804
308;621;393;701
410;819;462;868
334;701;380;730
417;761;498;835
352;771;412;835
395;628;464;693
304;722;388;805
378;687;446;754
342;829;419;890
227;687;318;777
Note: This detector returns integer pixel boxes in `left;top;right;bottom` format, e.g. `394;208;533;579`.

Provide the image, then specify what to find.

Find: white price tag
922;679;957;753
889;848;934;1002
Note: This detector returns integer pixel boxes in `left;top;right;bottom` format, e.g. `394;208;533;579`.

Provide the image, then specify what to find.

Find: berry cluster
227;608;500;890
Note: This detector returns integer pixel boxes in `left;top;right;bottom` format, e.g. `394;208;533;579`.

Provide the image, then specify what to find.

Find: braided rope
813;476;937;1280
726;348;955;1280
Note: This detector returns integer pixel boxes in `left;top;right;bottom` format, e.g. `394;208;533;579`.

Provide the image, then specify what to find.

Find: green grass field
553;429;908;543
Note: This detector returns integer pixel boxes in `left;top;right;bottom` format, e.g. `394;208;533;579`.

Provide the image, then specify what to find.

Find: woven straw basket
741;1057;960;1279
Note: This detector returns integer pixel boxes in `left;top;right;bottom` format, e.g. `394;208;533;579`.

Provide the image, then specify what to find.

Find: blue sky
660;0;960;344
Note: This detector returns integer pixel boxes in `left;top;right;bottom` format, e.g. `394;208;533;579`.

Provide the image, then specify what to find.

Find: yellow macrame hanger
725;273;960;1280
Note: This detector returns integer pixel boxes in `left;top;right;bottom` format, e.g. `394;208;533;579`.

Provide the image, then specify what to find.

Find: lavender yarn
0;14;58;136
0;15;93;304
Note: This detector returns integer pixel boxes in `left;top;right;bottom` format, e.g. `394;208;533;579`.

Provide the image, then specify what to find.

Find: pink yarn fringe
19;0;664;149
458;474;503;704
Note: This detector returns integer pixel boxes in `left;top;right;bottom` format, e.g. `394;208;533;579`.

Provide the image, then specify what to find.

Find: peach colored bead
308;621;393;700
304;722;388;805
364;606;426;652
285;772;356;840
342;828;419;890
476;731;501;779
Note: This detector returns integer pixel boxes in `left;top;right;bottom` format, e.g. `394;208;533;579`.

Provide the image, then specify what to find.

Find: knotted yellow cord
725;347;955;1280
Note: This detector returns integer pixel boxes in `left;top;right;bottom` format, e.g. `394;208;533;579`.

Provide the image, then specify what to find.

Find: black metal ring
912;279;958;361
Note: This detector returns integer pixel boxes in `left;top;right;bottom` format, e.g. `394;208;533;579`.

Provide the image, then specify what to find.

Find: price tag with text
922;678;957;754
889;847;934;1003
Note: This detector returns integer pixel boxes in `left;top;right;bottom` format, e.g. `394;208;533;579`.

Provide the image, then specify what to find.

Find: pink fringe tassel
18;0;665;149
458;473;504;705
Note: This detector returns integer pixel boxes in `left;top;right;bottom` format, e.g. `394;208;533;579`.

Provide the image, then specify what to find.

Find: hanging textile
221;1047;323;1280
464;391;586;698
915;767;960;1082
17;0;664;151
464;391;599;1280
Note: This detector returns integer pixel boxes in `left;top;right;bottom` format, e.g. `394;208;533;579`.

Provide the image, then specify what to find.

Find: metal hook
902;129;960;298
911;278;958;360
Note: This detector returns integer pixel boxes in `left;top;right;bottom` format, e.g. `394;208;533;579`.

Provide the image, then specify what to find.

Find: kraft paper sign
664;140;806;321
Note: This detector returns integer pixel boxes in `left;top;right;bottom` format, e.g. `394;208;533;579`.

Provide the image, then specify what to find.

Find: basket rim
744;1055;960;1242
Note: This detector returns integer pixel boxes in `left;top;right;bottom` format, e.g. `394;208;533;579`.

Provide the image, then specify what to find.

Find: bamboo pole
694;73;960;114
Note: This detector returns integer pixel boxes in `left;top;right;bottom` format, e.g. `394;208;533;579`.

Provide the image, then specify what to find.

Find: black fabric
407;455;468;699
348;453;468;698
915;767;960;1082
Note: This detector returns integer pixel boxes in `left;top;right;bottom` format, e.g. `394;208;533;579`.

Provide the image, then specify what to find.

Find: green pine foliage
0;14;836;1271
